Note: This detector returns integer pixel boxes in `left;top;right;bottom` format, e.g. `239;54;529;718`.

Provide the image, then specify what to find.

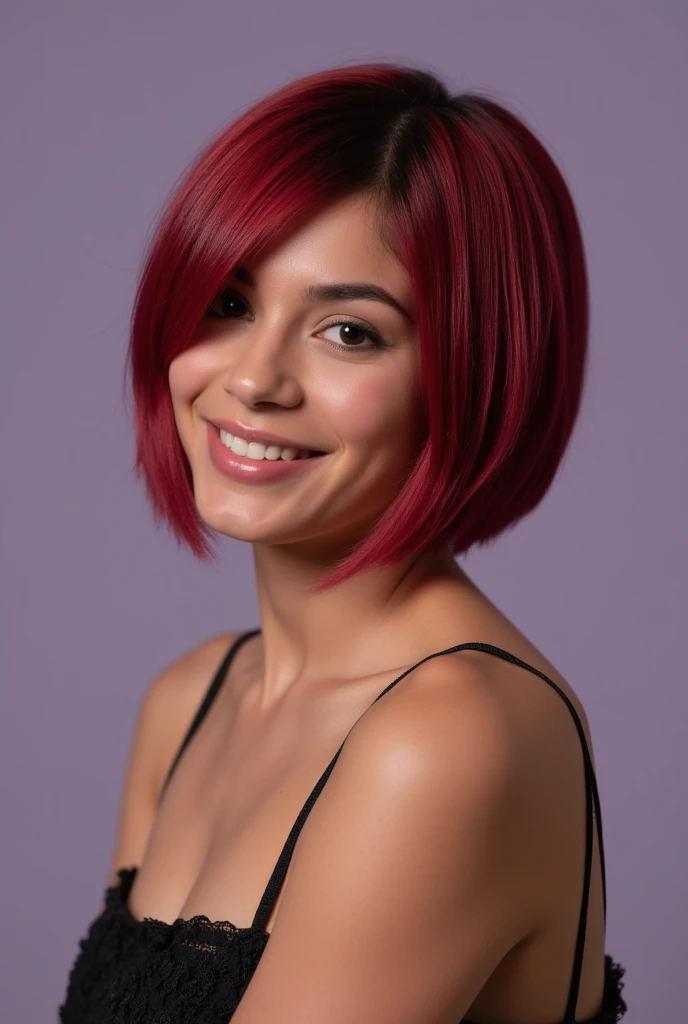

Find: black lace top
60;631;628;1023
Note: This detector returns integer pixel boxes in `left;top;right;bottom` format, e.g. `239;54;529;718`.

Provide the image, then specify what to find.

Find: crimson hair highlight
126;62;589;591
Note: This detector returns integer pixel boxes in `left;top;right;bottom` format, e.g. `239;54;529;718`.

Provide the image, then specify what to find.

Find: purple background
2;2;686;1020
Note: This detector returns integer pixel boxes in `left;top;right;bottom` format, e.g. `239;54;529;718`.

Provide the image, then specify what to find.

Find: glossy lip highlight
206;416;325;454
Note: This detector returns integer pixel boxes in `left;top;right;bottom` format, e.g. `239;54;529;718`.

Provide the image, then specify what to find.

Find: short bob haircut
127;61;588;593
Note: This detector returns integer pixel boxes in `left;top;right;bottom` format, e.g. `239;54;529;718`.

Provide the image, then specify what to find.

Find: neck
249;540;471;708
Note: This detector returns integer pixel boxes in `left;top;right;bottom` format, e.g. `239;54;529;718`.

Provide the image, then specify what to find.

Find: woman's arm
231;655;545;1024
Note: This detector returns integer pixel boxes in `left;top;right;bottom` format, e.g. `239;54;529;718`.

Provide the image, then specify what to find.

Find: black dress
60;630;628;1023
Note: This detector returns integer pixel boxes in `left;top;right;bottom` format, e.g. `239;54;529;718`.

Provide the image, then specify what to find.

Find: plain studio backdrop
1;2;685;1021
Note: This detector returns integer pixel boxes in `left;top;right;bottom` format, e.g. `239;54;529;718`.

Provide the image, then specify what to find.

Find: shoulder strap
251;641;606;1024
158;629;261;805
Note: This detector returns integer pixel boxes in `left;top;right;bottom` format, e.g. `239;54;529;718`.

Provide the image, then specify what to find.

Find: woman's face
168;191;423;554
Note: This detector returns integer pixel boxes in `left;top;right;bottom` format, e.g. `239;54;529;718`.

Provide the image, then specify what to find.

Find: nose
221;324;304;410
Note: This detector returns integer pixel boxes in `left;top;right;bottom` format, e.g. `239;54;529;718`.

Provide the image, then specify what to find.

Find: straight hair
126;62;589;592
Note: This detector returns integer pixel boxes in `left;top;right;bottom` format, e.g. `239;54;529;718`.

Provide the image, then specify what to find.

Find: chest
126;668;391;931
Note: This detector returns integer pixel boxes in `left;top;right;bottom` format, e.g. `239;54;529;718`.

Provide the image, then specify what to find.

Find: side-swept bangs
127;62;588;591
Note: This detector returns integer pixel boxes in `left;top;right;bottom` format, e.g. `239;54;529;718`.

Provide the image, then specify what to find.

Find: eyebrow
233;266;412;321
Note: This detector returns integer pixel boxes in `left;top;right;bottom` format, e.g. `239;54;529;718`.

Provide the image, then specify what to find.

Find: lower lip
206;422;327;483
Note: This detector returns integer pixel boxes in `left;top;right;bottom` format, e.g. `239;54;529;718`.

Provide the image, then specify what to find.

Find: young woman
60;62;627;1024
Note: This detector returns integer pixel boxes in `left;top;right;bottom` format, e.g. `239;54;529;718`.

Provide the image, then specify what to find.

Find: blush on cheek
322;375;412;448
168;351;208;401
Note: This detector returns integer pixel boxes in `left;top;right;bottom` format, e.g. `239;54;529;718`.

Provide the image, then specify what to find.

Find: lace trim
109;868;628;1022
61;867;628;1024
60;868;270;1023
601;953;628;1023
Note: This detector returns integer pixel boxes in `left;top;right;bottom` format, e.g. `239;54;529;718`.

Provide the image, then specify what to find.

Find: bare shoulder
274;645;589;917
290;654;528;906
143;630;243;794
337;652;525;802
104;630;241;892
310;645;591;909
407;636;596;774
370;641;595;798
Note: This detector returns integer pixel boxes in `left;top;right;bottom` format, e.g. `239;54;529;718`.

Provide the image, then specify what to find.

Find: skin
106;192;607;1023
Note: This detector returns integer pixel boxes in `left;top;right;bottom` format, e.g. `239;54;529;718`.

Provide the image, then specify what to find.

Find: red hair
126;62;589;592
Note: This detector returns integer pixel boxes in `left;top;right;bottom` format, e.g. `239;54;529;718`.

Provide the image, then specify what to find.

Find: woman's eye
319;321;388;352
205;289;248;319
204;292;388;353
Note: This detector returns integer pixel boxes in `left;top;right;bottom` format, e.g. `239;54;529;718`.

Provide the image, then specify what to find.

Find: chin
194;499;295;546
198;508;267;543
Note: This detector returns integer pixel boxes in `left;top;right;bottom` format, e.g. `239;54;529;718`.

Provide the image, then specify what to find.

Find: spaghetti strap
158;629;261;804
250;639;605;1024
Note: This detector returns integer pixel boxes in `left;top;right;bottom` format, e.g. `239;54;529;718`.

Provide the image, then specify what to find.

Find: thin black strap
251;640;605;1024
158;630;261;804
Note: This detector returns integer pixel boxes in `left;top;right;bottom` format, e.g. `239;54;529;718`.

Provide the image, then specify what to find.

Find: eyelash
204;289;390;353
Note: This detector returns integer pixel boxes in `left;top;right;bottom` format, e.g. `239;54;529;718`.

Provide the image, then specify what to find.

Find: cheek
317;369;419;452
167;350;215;463
168;349;210;405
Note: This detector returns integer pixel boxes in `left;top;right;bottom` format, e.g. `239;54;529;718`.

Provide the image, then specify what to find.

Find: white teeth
219;428;315;462
246;441;266;460
230;435;249;457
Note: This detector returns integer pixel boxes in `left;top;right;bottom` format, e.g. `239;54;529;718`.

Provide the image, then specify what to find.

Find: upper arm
103;632;240;895
232;658;538;1024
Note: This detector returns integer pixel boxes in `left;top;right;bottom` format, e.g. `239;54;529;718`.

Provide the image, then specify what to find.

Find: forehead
243;193;412;305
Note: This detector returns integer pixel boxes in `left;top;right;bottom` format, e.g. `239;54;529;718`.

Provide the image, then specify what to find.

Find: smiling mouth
217;427;326;462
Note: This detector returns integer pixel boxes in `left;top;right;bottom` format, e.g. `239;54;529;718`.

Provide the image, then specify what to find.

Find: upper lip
206;417;324;453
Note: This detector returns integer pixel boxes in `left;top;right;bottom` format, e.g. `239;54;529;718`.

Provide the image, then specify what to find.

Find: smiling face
168;191;424;556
